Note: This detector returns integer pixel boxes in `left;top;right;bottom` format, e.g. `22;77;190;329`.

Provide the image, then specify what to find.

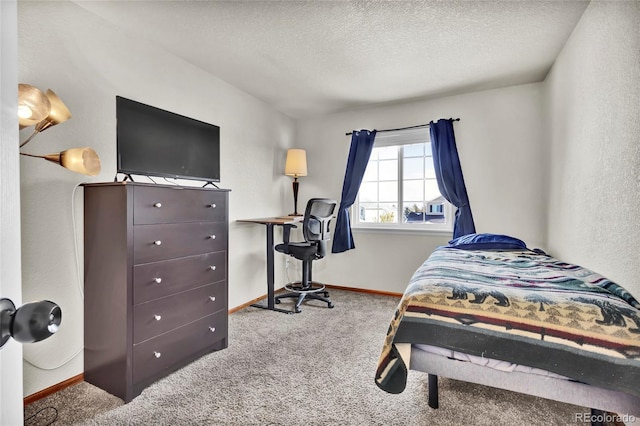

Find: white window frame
352;127;454;234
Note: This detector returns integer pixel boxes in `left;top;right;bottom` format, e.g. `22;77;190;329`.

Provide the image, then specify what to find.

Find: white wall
296;83;546;293
18;1;295;396
544;0;640;299
1;0;24;423
18;0;638;401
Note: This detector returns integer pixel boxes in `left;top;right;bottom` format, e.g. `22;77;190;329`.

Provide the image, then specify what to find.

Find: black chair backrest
303;198;337;257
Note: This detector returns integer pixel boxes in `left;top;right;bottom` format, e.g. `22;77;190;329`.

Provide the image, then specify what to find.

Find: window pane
403;143;425;158
358;203;379;223
425;201;446;223
378;146;397;160
363;161;378;182
379;159;397;181
403;202;425;223
359;182;378;202
379;181;397;202
425;142;433;156
425;158;436;179
424;179;441;202
378;203;398;223
369;148;379;161
403;180;423;201
403;157;424;179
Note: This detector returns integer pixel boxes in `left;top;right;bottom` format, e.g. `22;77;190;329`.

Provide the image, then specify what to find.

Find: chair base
275;281;334;313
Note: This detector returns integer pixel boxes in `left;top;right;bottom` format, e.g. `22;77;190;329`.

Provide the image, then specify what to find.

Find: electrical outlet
285;258;290;269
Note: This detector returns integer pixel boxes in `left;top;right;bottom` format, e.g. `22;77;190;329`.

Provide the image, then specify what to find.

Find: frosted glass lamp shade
18;84;51;129
39;148;101;176
285;149;307;177
35;89;72;132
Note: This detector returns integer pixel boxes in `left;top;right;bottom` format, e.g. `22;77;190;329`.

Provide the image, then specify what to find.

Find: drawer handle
153;202;162;208
209;296;216;302
209;327;216;333
153;240;162;246
154;314;162;321
209;265;217;271
154;351;162;359
209;203;216;208
209;235;216;240
154;277;162;284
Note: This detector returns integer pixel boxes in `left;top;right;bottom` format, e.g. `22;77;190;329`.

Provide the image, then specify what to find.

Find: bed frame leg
428;374;439;409
590;409;604;426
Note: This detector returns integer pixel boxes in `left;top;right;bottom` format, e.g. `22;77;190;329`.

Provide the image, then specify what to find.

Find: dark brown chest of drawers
83;182;229;402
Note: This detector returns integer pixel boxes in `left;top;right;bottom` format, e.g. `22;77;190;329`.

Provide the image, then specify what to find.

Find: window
353;127;453;232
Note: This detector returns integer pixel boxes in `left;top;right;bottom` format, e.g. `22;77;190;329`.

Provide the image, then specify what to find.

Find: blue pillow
447;233;527;251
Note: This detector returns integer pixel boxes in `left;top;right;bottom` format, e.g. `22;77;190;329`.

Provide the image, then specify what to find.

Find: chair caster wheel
294;308;301;313
328;303;334;309
275;299;280;304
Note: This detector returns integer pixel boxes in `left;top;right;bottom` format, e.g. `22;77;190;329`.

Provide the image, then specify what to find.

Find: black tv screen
116;96;220;183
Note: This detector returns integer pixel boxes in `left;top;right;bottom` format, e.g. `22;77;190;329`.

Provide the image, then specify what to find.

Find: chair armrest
281;223;298;247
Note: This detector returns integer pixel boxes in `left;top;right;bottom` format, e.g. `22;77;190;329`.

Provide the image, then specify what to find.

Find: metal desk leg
251;223;292;314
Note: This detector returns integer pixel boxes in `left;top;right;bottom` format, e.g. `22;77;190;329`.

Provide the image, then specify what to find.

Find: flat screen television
116;96;220;183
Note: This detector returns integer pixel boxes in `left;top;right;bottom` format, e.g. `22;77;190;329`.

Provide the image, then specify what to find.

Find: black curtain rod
345;118;460;136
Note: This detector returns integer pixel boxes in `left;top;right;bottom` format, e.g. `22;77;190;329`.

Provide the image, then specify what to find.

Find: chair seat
275;242;318;260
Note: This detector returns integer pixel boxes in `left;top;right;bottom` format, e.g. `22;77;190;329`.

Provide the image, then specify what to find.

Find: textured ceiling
74;0;589;118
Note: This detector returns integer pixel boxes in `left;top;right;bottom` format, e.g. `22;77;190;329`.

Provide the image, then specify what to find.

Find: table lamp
285;149;307;216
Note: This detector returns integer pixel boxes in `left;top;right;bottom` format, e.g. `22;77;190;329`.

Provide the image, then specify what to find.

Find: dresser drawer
133;185;226;225
132;310;227;384
133;251;226;304
134;222;227;264
133;281;227;344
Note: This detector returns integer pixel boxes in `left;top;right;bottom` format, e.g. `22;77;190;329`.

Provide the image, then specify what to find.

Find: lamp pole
291;175;301;216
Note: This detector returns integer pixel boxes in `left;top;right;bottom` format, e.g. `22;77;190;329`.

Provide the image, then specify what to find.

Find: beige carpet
24;289;590;425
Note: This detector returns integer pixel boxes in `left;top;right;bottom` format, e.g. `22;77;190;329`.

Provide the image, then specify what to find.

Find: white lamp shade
285;149;307;177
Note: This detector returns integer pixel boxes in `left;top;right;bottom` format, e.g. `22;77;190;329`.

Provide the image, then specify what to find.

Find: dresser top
82;181;231;192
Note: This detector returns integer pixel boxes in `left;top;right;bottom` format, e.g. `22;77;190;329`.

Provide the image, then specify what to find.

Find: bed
375;235;640;418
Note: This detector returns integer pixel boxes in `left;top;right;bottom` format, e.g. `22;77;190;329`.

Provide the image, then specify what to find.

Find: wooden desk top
236;216;303;225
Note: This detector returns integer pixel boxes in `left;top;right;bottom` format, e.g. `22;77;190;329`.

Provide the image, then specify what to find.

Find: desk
237;216;303;314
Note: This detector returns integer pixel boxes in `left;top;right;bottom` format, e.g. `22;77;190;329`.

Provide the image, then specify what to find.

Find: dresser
83;182;229;402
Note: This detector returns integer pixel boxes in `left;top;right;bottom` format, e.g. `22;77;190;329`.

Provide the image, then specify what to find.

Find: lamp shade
285;149;307;177
34;89;72;132
39;147;101;176
18;84;51;129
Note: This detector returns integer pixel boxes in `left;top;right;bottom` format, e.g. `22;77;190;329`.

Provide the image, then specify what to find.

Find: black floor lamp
285;149;307;216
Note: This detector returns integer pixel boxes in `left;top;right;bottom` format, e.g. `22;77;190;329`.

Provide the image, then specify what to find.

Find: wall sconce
0;298;62;349
18;83;101;176
285;148;307;216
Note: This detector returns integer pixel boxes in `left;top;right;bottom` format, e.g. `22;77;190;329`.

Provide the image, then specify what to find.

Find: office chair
275;198;337;313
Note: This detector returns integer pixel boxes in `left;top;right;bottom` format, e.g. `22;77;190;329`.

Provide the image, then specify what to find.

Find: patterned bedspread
375;248;640;397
